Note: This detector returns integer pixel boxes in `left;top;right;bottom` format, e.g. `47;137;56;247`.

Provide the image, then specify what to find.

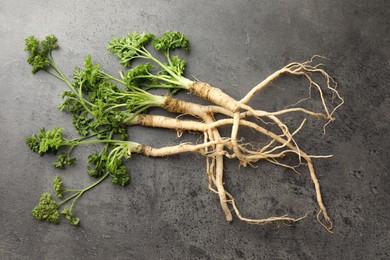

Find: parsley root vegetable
25;32;343;232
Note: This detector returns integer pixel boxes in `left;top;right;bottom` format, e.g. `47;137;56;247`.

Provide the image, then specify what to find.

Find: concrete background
1;0;389;259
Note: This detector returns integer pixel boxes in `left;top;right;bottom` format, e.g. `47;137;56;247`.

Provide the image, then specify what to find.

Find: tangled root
197;57;342;232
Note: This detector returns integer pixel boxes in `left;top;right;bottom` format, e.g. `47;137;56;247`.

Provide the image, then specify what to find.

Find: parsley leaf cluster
25;31;191;225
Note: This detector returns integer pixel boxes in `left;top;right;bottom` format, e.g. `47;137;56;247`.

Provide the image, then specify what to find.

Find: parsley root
24;32;343;232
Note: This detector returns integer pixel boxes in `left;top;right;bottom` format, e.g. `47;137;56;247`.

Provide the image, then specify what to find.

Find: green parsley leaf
61;207;80;225
38;127;65;154
153;31;190;53
107;32;154;67
123;62;155;89
31;192;59;224
53;152;76;168
53;176;63;198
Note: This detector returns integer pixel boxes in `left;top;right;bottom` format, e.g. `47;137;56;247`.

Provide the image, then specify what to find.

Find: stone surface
0;0;389;259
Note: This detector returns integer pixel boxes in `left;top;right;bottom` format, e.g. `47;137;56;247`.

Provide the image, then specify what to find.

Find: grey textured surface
1;0;390;259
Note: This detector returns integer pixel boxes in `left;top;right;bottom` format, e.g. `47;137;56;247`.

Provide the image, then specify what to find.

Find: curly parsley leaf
31;192;59;224
24;34;59;73
84;54;102;87
109;160;130;187
153;31;190;53
53;152;76;168
26;127;65;154
53;176;63;198
123;62;156;89
61;207;80;225
87;151;109;178
107;32;154;67
38;127;65;154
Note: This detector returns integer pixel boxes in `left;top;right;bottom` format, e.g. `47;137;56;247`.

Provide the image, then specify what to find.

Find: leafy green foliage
26;134;41;153
153;31;190;53
41;34;60;54
87;145;130;186
58;90;79;112
58;155;76;168
107;158;130;186
123;63;156;89
106;142;136;186
30;55;51;74
107;32;154;67
88;80;120;103
71;56;104;95
59;64;127;137
26;127;67;154
61;208;80;225
24;36;40;63
39;127;64;153
24;35;59;73
84;54;101;86
72;112;93;136
158;55;187;94
32;192;59;224
26;31;193;225
166;55;187;75
87;151;109;178
53;176;63;198
53;152;77;168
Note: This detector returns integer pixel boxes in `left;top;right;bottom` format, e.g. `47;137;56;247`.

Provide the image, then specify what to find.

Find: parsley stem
105;103;127;111
58;171;110;208
46;70;65;81
77;139;134;146
100;71;126;85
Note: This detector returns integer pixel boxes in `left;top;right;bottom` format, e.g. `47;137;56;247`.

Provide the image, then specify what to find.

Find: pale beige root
240;67;288;105
230;111;294;166
240;108;327;119
134;68;336;230
127;111;332;230
172;90;304;224
237;119;333;232
134;114;331;229
163;94;296;154
135;114;209;132
139;139;227;157
188;81;241;112
163;95;208;119
240;57;344;122
223;58;341;231
203;114;233;222
162;95;233;222
225;191;309;224
200;117;333;231
232;58;343;163
203;131;218;195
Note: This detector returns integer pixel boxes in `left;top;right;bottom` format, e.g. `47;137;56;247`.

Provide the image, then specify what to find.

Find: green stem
140;47;181;81
105;103;127;112
48;60;73;90
57;191;80;207
77;139;131;146
58;171;110;208
145;84;186;91
64;189;82;193
77;81;93;114
69;131;101;143
101;71;126;85
46;70;65;81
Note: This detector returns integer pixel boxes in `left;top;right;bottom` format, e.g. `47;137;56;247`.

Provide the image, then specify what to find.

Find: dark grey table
1;0;389;259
